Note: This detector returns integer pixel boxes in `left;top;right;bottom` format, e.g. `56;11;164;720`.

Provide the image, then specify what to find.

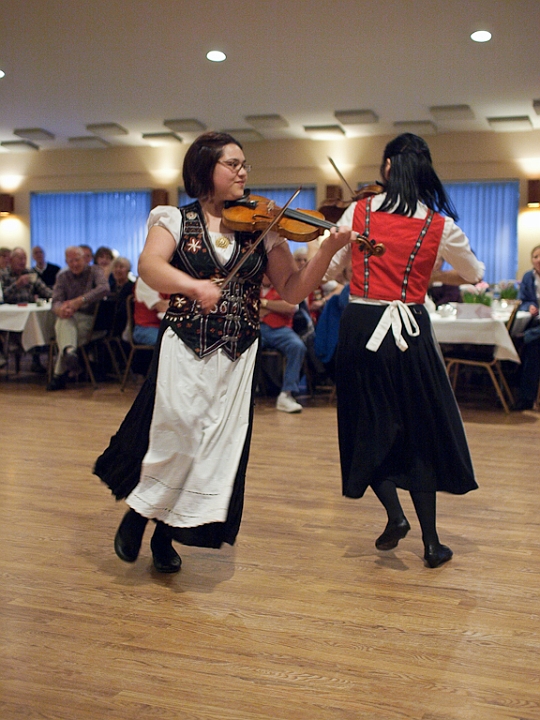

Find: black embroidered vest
163;201;267;360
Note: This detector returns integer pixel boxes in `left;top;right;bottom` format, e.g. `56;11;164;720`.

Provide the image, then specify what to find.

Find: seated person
94;246;115;289
47;246;109;391
2;247;53;373
513;244;540;410
428;258;463;306
260;275;306;413
107;257;135;338
0;247;11;282
132;277;169;345
32;246;61;288
2;247;53;304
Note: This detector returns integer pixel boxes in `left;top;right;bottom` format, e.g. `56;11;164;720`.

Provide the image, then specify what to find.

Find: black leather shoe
151;525;181;573
46;374;66;391
424;543;453;568
375;517;411;550
114;509;148;563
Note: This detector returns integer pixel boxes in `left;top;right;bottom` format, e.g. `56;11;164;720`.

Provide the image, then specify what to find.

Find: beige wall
1;129;540;277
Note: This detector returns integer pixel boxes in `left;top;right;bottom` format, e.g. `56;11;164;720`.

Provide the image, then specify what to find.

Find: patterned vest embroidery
163;201;267;360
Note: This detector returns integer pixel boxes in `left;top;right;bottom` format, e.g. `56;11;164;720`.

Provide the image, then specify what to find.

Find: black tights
371;479;439;547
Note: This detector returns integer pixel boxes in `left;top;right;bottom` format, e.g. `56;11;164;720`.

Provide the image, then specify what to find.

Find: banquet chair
444;303;520;413
120;295;154;391
47;300;114;389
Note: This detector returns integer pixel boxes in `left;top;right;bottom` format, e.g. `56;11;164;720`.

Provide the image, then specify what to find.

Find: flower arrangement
462;281;492;306
498;280;519;300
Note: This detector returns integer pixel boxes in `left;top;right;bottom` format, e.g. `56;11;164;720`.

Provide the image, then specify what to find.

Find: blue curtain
30;190;152;270
179;185;317;256
444;181;519;283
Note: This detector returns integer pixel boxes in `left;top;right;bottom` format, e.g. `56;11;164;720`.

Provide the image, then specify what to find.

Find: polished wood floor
1;362;540;720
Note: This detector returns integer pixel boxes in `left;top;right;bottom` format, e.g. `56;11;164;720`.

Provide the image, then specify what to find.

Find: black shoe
46;374;66;391
424;543;453;568
31;358;47;374
512;400;534;411
375;517;411;550
114;509;149;563
151;524;182;573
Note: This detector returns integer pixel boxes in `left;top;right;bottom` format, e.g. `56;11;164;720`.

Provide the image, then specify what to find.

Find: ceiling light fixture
304;125;346;139
334;109;378;125
393;120;437;135
86;123;128;136
430;105;474;121
221;129;263;143
471;30;492;42
207;50;226;62
487;116;532;132
164;119;206;133
142;132;183;146
245;114;289;129
0;140;39;152
0;70;5;79
14;128;55;142
68;136;110;148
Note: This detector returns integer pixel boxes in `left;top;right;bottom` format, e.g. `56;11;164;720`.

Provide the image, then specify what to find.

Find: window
444;180;519;283
30;190;152;270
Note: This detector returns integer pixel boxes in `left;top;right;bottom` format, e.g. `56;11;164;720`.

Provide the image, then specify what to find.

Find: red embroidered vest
350;196;445;304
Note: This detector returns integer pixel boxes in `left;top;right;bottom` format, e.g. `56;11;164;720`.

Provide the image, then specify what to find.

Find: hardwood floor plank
1;372;539;719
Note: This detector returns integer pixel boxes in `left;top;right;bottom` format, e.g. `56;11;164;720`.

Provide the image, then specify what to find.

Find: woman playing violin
94;131;355;573
325;133;485;568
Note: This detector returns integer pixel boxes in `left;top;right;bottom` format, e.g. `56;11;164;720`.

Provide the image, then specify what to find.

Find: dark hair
377;133;458;220
94;245;114;262
182;131;243;200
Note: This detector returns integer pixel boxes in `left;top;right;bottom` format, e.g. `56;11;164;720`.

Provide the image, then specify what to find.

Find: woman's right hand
192;279;222;314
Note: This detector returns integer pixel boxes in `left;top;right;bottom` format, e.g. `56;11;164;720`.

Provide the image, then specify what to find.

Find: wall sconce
0;193;14;216
528;180;540;208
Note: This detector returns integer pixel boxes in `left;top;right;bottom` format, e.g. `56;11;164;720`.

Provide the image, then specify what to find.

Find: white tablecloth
430;313;520;362
0;303;55;351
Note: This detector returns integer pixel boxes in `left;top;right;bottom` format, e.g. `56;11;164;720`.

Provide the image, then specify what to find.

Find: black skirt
93;332;257;549
335;303;478;498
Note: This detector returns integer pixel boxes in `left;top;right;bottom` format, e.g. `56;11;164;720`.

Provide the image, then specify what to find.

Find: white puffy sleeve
147;205;183;243
438;217;485;284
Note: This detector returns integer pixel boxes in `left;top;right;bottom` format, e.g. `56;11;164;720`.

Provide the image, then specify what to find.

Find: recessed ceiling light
471;30;492;42
0;70;5;79
207;50;226;62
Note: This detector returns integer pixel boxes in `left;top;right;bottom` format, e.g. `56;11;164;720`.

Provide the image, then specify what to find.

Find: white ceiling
1;0;539;151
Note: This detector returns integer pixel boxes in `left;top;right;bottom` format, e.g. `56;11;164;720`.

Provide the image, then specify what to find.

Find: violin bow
327;157;357;200
218;186;302;291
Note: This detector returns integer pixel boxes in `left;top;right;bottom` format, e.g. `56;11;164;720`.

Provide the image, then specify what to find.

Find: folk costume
94;203;283;548
327;193;484;500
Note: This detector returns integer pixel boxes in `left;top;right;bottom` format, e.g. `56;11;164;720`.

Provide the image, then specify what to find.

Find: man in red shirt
260;275;306;413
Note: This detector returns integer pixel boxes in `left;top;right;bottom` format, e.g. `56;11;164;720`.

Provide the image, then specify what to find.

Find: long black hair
377;133;458;220
182;131;243;200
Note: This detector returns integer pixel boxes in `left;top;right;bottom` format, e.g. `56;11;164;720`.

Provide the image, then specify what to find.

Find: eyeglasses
217;159;252;174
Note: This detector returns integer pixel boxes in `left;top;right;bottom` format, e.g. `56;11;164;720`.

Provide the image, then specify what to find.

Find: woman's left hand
323;226;357;253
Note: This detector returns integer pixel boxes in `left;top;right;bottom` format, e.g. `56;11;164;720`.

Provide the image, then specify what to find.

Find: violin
222;193;385;257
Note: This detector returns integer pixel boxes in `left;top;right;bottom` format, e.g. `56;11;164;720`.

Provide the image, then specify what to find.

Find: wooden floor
1;363;540;720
